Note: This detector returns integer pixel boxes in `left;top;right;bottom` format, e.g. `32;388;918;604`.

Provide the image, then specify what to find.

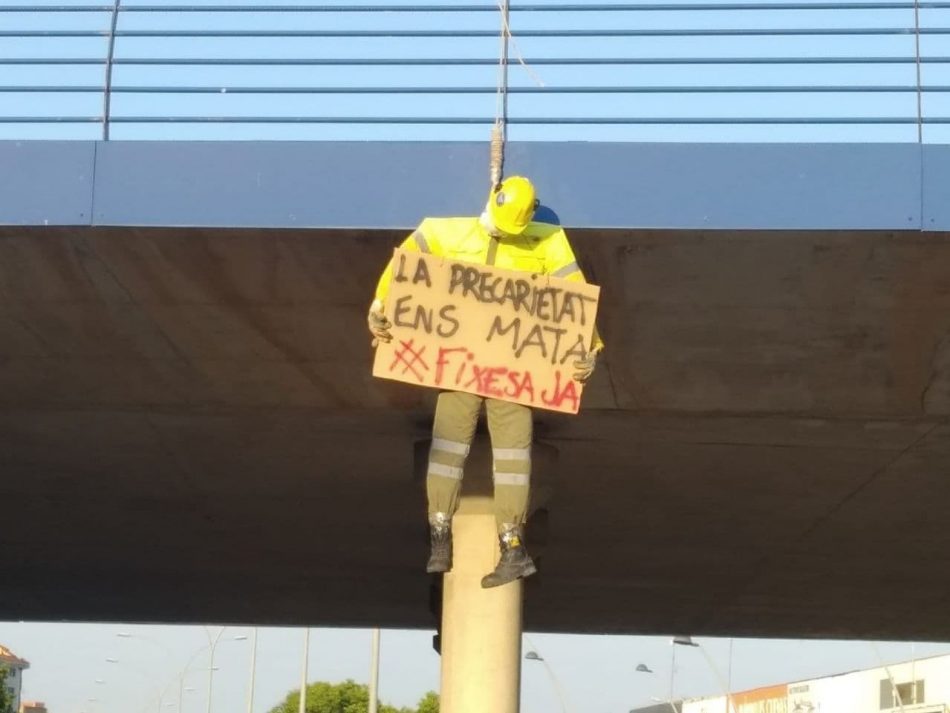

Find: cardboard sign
372;248;600;414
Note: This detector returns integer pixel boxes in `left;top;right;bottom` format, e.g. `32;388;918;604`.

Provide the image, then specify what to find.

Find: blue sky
3;622;950;713
1;0;948;142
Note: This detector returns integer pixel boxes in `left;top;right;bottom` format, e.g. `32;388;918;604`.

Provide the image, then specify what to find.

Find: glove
367;300;393;347
573;348;600;384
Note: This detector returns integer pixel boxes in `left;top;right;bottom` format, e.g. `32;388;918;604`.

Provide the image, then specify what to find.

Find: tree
0;664;14;713
415;692;439;713
268;679;417;713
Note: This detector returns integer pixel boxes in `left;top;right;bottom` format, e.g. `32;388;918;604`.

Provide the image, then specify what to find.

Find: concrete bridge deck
2;140;950;640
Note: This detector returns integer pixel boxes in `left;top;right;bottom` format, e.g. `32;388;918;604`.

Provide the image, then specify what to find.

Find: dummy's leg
481;398;536;588
426;391;482;573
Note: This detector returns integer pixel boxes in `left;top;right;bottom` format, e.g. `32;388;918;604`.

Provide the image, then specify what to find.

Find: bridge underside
3;223;950;640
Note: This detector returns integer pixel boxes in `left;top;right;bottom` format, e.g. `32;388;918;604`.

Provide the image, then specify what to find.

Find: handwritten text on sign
372;248;600;414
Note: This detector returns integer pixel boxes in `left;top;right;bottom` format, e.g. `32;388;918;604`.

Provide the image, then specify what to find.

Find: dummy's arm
368;223;435;345
546;229;605;354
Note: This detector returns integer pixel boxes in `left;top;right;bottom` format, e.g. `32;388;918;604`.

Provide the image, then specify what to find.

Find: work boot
481;525;536;588
426;513;453;574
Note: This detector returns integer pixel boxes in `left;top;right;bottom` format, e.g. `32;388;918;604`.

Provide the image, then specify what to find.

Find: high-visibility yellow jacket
374;217;604;351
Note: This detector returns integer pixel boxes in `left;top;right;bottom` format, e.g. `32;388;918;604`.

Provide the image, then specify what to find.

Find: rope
490;0;545;189
490;0;510;188
490;123;505;188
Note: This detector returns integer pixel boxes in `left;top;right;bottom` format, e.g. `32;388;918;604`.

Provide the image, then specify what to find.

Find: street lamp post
117;631;176;661
114;630;177;713
149;665;208;713
178;684;197;713
524;650;570;713
173;650;214;713
103;656;164;713
727;639;733;705
672;637;735;713
201;628;248;713
206;628;225;713
247;628;258;713
299;628;310;713
368;629;381;713
635;663;680;713
669;644;679;712
154;634;246;713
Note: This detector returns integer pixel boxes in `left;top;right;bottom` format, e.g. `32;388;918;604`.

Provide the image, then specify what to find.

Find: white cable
495;0;509;127
491;0;547;187
498;0;546;88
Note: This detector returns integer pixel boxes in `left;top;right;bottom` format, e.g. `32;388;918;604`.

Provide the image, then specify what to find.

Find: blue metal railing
1;1;948;142
1;28;948;37
0;2;946;10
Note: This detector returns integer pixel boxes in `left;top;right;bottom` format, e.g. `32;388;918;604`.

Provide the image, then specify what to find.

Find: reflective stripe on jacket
374;217;604;351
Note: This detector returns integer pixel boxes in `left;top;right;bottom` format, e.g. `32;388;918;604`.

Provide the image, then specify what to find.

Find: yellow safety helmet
489;176;538;236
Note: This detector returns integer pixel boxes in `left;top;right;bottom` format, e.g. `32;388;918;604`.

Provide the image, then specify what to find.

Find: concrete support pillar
439;495;522;713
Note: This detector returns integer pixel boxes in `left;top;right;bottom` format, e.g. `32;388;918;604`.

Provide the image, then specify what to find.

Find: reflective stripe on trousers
426;391;533;528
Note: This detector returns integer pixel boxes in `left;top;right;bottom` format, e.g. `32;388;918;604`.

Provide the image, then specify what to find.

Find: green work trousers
426;391;533;530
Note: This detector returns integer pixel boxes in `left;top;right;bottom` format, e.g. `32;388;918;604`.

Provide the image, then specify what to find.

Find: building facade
0;646;29;713
682;654;950;713
19;702;47;713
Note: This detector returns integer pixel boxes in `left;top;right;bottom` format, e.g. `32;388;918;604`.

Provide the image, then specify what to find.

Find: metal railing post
914;0;924;142
102;0;121;140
